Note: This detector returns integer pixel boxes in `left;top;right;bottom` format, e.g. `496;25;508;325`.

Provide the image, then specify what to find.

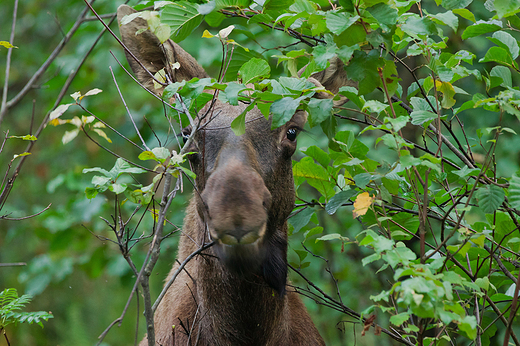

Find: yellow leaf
48;118;62;126
13;152;31;160
93;129;112;143
153;69;166;90
0;41;17;49
353;192;374;218
202;30;215;38
437;81;456;109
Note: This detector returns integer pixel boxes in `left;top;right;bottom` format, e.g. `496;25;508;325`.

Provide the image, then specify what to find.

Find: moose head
117;4;350;344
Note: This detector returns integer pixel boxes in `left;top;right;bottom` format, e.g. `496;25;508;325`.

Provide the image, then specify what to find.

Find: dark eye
286;127;298;141
181;127;192;144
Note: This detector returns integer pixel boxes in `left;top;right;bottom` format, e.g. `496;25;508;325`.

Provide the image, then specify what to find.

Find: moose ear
117;5;208;94
300;58;357;106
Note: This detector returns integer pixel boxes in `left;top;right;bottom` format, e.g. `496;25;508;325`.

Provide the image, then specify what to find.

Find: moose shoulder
117;4;349;345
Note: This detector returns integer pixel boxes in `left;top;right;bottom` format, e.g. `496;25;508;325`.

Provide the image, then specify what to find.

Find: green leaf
479;46;514;67
161;2;203;42
441;0;473;10
401;15;437;38
344;50;383;95
288;207;314;233
367;3;398;32
85;187;98;199
225;82;246;106
390;312;410;326
316;233;350;242
325;190;356;215
304;226;324;241
109;183;128;194
475;185;505;214
231;103;255;136
430;11;458;31
461;20;502;40
452;8;475;22
494;0;520;18
225;48;264;82
488;31;519;60
239;58;270;84
490;66;512;88
312;44;337;70
410;110;437;125
270;96;303;129
307;98;333;127
508;173;520;209
293;156;335;199
334;130;369;158
302;145;330;168
325;12;359;35
264;0;295;11
459;315;477;339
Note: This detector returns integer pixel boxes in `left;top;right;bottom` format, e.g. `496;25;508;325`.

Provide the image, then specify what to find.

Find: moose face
184;100;306;284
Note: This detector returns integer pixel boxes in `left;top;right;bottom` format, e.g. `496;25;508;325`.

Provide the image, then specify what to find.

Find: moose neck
187;204;289;345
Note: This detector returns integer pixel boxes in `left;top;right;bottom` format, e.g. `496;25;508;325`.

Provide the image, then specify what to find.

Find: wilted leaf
92;129;112;143
353;192;374;218
82;88;103;98
62;129;80;144
49;104;74;120
219;25;235;39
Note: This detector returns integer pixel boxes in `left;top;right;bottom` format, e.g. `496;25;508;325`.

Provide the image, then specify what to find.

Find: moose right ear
117;5;208;94
300;57;357;106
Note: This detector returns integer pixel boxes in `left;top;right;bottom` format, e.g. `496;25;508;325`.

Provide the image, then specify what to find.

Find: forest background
1;0;520;345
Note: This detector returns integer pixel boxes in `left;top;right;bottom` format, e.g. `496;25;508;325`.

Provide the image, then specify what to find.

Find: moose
117;4;350;345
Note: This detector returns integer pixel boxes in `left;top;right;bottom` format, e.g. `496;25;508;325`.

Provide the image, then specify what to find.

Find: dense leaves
2;0;520;345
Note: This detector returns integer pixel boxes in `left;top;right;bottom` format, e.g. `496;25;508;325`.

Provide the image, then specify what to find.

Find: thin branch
3;0;95;114
109;66;150;151
1;203;51;221
0;0;19;126
288;264;415;346
152;240;216;313
0;262;26;267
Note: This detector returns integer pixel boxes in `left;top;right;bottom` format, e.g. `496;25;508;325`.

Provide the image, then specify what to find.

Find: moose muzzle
201;156;272;246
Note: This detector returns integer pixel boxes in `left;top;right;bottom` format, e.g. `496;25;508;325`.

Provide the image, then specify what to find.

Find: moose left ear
301;57;357;106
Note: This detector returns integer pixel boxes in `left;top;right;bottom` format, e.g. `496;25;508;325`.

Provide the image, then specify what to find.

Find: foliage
0;288;53;340
2;0;520;345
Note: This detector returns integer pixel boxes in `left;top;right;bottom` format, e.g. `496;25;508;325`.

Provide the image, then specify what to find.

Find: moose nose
201;157;271;246
218;224;266;245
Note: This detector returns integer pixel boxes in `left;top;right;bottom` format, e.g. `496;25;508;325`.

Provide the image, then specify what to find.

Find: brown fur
117;5;350;344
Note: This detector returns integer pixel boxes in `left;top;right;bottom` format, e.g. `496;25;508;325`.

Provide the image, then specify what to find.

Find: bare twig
2;0;96;116
152;240;216;313
0;0;19;126
0;262;26;267
109;66;150;151
1;203;51;221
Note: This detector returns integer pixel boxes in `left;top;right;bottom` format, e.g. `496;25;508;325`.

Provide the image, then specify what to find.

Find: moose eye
181;127;192;144
286;127;298;142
